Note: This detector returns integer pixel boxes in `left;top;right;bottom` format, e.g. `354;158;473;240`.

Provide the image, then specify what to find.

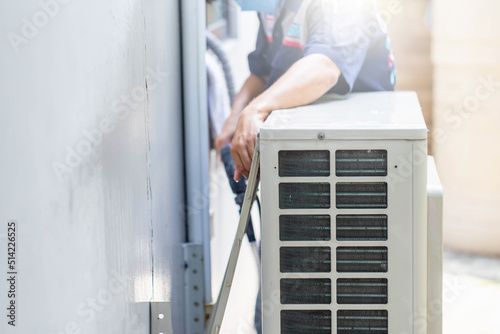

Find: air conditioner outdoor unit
259;91;443;334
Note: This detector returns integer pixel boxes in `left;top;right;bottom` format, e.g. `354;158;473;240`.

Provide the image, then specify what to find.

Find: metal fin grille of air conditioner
336;150;387;177
280;247;331;273
336;182;387;209
337;278;388;304
336;247;388;273
336;215;388;241
281;310;331;334
276;148;391;334
279;150;330;177
280;215;331;241
280;183;331;209
280;278;331;304
337;310;388;334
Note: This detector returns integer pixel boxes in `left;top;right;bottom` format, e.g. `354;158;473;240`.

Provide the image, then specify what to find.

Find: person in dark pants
215;1;396;332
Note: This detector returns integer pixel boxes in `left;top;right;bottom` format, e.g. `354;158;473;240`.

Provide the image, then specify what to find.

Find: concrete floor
210;159;260;334
442;250;500;334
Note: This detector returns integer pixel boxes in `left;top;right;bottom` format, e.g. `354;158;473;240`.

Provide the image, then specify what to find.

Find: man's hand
214;74;267;154
228;54;341;180
230;107;266;180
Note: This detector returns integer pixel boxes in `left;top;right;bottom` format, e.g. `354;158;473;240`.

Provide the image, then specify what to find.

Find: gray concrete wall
0;0;185;332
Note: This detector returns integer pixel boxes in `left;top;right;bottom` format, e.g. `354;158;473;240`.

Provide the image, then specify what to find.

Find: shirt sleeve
303;0;377;94
248;14;272;77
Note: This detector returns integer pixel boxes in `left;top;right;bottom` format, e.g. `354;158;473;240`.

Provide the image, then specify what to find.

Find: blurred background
206;0;500;333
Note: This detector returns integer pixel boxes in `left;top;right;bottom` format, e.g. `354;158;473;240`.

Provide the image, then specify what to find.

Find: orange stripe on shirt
282;39;305;50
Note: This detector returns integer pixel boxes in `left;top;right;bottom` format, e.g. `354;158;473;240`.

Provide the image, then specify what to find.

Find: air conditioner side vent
280;247;331;273
280;215;331;241
336;247;388;273
280;278;331;304
336;150;387;177
336;215;388;241
280;183;331;209
281;310;331;334
337;310;388;334
279;150;330;177
337;278;388;304
336;182;388;209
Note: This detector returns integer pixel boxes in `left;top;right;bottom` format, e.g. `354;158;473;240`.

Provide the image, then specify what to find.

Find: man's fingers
242;140;255;177
234;169;243;181
239;133;256;175
231;145;247;180
237;148;251;178
229;108;264;179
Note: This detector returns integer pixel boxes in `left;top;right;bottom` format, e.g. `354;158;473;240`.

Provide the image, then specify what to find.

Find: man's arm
231;53;341;180
214;73;267;152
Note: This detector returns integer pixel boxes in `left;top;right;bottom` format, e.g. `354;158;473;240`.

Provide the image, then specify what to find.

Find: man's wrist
243;101;273;122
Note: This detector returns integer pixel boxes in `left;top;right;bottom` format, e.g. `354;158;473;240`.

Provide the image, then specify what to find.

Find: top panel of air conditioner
260;91;428;141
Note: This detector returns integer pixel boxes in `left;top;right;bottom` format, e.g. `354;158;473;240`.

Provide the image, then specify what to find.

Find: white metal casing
260;92;430;334
427;156;443;334
260;92;428;141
